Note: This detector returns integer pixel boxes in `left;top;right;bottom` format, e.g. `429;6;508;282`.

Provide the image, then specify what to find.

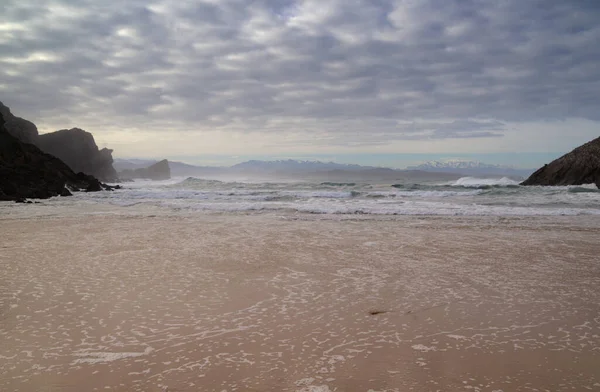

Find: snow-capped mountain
407;160;534;178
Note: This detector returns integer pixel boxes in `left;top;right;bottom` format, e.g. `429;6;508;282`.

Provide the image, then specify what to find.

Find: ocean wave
396;190;483;197
280;190;356;199
169;200;600;216
174;177;225;187
391;183;423;189
567;186;600;193
320;182;357;187
450;177;521;188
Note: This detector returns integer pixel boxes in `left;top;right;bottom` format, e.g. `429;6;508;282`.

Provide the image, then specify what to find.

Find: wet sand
1;214;600;391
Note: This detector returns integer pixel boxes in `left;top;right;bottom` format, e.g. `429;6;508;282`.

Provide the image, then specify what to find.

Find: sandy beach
1;213;599;391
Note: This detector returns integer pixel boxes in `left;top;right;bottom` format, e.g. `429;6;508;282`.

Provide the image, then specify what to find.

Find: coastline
1;212;600;391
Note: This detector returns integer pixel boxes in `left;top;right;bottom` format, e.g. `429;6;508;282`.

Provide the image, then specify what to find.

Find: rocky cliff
119;159;171;180
0;101;118;182
521;137;600;188
0;101;39;144
36;128;119;182
0;112;117;202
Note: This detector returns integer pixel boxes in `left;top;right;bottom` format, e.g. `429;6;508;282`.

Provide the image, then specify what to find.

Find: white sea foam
411;344;437;352
281;190;355;198
72;346;154;365
450;177;521;187
295;378;333;392
296;386;332;392
447;334;468;340
392;189;483;197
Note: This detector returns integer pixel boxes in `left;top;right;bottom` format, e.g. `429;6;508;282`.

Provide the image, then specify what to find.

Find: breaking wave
450;177;521;188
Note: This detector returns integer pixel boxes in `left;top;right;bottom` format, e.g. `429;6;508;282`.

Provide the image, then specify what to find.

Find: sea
7;175;597;217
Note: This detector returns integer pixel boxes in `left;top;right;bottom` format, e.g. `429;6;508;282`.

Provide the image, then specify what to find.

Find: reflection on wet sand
1;214;599;391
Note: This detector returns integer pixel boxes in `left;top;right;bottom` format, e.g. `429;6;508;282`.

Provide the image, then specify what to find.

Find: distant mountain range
230;159;373;173
407;160;534;178
114;158;532;181
114;158;375;175
114;158;455;181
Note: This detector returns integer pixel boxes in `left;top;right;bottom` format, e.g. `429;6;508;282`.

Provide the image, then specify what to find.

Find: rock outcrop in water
0;111;117;202
521;137;600;188
119;159;171;180
37;128;118;182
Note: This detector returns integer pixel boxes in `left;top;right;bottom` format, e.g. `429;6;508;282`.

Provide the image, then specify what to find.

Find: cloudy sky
1;0;599;168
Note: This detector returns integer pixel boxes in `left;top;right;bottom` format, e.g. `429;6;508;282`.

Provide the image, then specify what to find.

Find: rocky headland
119;159;171;180
37;128;118;182
0;111;118;202
0;101;118;182
521;137;600;188
0;101;39;144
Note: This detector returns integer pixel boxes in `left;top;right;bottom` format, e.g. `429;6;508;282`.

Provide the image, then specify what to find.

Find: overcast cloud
1;0;599;163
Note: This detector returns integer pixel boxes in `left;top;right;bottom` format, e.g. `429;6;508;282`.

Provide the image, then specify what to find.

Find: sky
1;0;599;168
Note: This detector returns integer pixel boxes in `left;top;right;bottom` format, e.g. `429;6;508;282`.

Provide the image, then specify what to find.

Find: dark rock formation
0;111;117;202
119;159;171;180
0;101;119;182
521;137;600;188
37;128;119;182
0;101;39;144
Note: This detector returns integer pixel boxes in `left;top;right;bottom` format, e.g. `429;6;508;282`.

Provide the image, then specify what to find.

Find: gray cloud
1;0;599;141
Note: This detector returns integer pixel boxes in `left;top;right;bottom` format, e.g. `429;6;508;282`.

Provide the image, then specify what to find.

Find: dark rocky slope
37;128;118;182
0;101;39;144
521;137;600;188
0;101;118;182
0;111;117;202
119;159;171;180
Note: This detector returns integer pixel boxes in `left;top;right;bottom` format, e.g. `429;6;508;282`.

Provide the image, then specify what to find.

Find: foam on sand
72;346;154;365
1;214;600;391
